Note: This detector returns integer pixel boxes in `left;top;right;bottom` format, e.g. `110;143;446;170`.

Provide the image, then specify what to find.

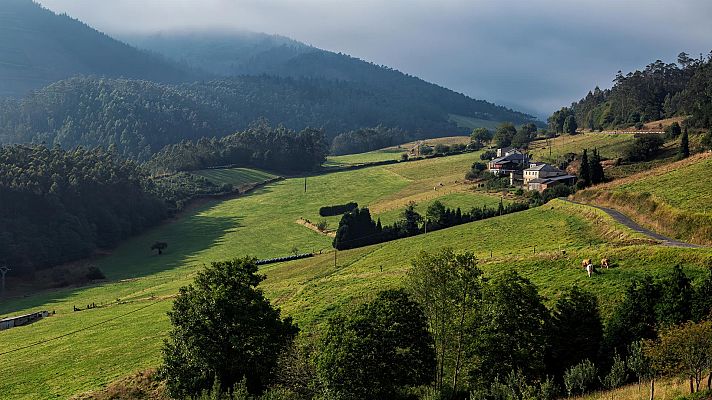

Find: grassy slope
1;148;710;399
575;152;712;245
191;167;278;187
528;133;635;163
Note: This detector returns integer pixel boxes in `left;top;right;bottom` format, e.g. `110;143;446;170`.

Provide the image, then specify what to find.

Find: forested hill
0;75;533;160
0;0;194;98
552;52;712;131
126;32;536;125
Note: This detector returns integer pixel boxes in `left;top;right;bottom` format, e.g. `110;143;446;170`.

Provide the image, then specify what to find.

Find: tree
316;289;436;399
548;286;603;377
692;267;712;322
623;134;665;162
604;276;660;355
646;321;712;393
471;127;493;146
579;149;591;186
602;351;628;391
493;123;517;148
406;249;483;393
467;270;549;389
426;201;447;229
668;122;682;138
589;148;605;184
563;115;578;134
332;207;380;250
162;257;298;398
655;265;693;327
627;340;655;396
679;127;690;159
400;201;423;237
151;241;168;255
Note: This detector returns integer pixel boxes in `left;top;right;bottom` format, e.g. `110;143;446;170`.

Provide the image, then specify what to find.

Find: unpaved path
560;198;702;248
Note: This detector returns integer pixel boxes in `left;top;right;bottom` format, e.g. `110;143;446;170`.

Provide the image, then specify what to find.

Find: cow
585;263;594;278
581;259;592;269
601;258;610;269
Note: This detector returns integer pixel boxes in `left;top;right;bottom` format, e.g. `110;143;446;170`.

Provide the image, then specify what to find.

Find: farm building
488;150;529;176
523;163;567;185
527;175;577;192
0;310;49;331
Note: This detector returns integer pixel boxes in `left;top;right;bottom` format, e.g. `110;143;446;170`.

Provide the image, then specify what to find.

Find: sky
37;0;712;119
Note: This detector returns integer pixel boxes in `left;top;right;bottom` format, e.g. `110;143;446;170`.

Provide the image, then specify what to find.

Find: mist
37;0;712;119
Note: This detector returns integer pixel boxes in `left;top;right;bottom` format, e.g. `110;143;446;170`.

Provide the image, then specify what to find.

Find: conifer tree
679;127;690;159
579;149;591;186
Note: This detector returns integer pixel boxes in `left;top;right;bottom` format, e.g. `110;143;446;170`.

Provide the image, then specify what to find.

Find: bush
623;134;664;161
316;220;329;231
563;359;597;396
85;266;106;281
434;143;450;154
480;150;497;160
319;202;358;217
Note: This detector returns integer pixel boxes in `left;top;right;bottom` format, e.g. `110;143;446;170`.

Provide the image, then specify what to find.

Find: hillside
574;151;712;245
1;149;710;399
0;74;534;159
553;52;712;132
0;0;194;98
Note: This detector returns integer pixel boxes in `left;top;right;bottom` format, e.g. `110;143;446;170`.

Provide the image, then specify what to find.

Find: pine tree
679;127;690;159
588;149;605;184
579;149;591;186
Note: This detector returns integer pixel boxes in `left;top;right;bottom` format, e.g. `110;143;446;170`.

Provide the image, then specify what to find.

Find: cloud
37;0;712;118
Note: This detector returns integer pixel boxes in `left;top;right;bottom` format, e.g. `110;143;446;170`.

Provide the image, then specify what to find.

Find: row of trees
578;148;605;187
559;52;712;131
0;145;167;276
329;126;412;156
159;252;712;400
146;120;328;173
332;201;528;250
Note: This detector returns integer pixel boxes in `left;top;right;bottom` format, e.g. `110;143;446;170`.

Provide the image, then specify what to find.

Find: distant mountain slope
0;0;194;98
0;74;533;159
126;32;536;125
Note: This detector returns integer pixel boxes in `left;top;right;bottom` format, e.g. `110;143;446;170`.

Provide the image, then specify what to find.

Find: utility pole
334;249;337;268
0;266;10;296
304;177;307;193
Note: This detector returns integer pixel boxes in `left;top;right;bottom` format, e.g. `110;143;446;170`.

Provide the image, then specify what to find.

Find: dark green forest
0;0;194;98
146;120;328;173
0;75;534;160
551;52;712;132
0;145;166;275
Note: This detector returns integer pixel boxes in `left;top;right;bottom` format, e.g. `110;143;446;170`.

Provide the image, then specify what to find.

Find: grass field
528;133;635;163
575;152;712;245
191;167;278;187
1;150;711;399
325;136;470;167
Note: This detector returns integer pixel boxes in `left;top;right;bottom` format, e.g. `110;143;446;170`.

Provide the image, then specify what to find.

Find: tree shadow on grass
0;211;244;315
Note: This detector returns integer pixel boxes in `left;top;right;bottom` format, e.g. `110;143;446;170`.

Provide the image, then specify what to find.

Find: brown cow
581;259;592;269
601;258;610;269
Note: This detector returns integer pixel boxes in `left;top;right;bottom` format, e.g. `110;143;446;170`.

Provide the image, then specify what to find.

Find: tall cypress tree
579;149;591;186
589;148;605;184
679;127;690;159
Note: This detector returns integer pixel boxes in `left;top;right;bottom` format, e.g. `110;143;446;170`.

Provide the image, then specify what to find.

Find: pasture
528;133;635;163
191;167;277;187
1;149;710;399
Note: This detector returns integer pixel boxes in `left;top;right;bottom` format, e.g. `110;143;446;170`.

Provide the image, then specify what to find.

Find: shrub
480;150;497;160
85;266;106;281
316;220;329;231
319;202;358;217
563;359;598;396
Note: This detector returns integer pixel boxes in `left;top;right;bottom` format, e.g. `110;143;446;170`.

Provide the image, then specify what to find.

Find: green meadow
191;167;278;186
528;133;635;162
1;150;710;399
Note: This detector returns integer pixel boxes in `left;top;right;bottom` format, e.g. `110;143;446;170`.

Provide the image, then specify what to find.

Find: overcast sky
37;0;712;119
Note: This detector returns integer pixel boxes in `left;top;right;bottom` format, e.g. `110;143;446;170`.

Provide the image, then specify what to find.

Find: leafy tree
151;241;168;255
471;127;493;146
692;267;712;322
645;321;712;393
655;265;693;327
563;115;578;134
425;201;447;230
623;134;665;162
467;271;549;389
627;340;655;393
493;123;517;148
162;257;298;398
604;276;660;354
406;249;483;392
668;122;682;138
679;127;690;159
332;207;380;250
548;107;574;133
547;286;603;377
316;289;436;399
